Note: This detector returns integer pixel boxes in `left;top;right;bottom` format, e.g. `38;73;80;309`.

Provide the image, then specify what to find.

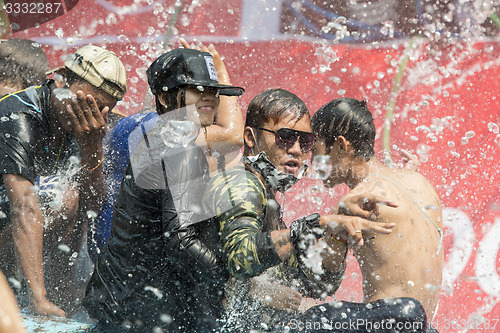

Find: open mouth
283;159;300;173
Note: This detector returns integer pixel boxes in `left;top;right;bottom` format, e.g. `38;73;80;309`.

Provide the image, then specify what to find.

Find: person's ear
338;136;354;156
157;92;168;107
244;126;256;150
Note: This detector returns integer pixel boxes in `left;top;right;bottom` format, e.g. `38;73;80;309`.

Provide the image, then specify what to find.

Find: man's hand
31;297;66;317
320;214;395;248
400;149;419;172
338;192;398;220
66;91;108;157
179;38;230;84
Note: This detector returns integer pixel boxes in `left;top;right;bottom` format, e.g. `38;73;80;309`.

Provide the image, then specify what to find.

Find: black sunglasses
258;127;316;152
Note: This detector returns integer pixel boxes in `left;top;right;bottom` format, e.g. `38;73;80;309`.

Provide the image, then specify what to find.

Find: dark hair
155;87;182;115
312;98;375;160
245;88;309;128
0;39;50;89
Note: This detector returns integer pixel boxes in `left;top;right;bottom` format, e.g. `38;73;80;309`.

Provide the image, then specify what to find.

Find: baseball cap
146;48;244;97
64;45;127;100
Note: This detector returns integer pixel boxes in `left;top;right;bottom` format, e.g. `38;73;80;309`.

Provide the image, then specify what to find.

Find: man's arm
180;39;244;155
59;92;108;248
3;174;65;317
0;271;26;333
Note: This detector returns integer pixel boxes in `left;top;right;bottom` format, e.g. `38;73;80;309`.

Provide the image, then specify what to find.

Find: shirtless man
311;97;443;320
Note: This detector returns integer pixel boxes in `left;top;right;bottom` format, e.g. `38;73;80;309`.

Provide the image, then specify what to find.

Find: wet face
182;86;219;127
312;137;344;188
252;114;312;177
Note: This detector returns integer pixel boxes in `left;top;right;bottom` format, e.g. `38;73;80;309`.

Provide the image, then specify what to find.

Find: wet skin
314;138;443;319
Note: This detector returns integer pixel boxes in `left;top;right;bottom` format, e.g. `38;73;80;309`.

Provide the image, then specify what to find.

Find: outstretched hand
338;192;398;220
179;37;230;83
320;214;395;248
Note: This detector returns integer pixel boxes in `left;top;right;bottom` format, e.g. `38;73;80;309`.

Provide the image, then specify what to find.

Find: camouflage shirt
203;166;346;331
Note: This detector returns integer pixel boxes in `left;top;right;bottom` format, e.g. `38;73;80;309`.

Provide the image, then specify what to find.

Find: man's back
345;167;443;319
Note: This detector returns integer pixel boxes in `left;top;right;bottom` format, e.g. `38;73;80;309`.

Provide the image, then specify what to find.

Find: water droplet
55;28;64;39
87;210;98;219
69;156;80;165
160;314;172;324
465;131;475;139
58;244;71;253
487;122;499;134
1;116;9;122
8;277;21;290
311;185;321;195
407;280;415;287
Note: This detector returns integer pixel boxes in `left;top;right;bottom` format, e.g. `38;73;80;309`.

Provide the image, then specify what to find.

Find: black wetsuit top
83;134;228;333
0;81;78;231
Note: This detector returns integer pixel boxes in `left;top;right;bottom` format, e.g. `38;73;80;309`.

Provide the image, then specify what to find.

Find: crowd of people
0;38;443;333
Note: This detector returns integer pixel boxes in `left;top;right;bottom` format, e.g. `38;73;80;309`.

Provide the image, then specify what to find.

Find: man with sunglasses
202;89;430;332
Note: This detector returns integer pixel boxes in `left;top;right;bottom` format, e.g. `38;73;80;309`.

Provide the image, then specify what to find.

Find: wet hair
155;87;182;115
312;98;375;160
245;88;309;128
0;39;50;89
244;89;310;154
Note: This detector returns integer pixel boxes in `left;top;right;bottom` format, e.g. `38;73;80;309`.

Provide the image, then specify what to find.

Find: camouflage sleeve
203;168;281;279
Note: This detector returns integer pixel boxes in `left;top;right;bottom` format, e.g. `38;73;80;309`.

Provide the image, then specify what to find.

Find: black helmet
146;48;244;96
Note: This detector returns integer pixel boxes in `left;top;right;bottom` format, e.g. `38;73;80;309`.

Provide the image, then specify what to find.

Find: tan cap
64;45;127;100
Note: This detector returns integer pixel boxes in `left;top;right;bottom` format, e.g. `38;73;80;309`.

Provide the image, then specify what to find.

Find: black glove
289;213;322;251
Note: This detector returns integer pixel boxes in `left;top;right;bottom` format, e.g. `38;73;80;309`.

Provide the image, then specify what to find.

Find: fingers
362;193;398;208
336;216;395;248
69;93;88;128
84;93;105;124
179;37;207;52
345;203;373;219
400;149;420;171
339;216;364;243
179;37;190;49
207;43;220;57
65;104;82;133
361;220;395;234
101;106;110;124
